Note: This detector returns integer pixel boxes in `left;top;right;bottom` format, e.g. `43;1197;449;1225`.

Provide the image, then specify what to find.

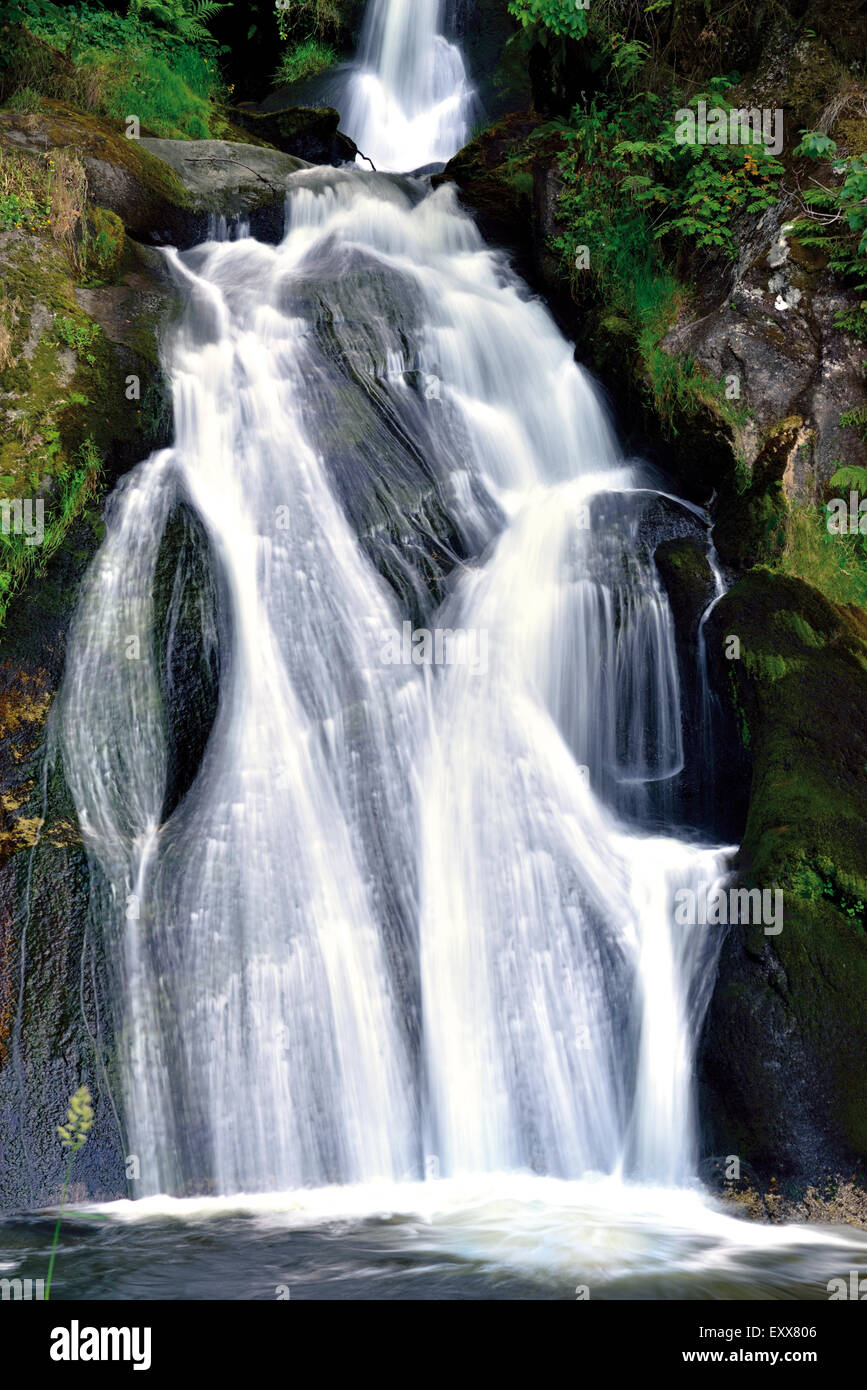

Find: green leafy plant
16;1;229;139
607;87;784;257
0;148;51;232
0;0;67;25
839;405;867;441
129;0;232;47
789;131;867;341
793;133;867;255
54;315;100;364
0;435;104;628
507;0;590;42
272;35;336;86
830;410;867;495
546;83;780;426
45;1084;94;1300
0;189;43;228
3;83;42;110
607;33;652;91
830;463;867;491
794;130;837;160
272;0;346;85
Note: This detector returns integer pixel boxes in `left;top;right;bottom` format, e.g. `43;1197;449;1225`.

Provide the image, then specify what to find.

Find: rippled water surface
4;1179;866;1300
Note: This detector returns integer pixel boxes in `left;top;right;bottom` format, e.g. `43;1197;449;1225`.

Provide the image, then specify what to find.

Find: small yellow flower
57;1084;94;1155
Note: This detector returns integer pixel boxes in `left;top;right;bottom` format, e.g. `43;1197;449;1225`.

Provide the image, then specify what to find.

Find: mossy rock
434;113;541;268
701;569;867;1177
758;33;847;135
0;227;173;492
0;103;308;247
0;200;175;680
655;536;717;663
80;205;126;283
0;100;195;243
713;418;804;571
137;136;308;238
229;105;356;165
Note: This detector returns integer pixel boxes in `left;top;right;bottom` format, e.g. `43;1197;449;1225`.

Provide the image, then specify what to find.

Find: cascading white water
58;179;732;1191
59;195;427;1193
419;480;731;1184
344;0;475;170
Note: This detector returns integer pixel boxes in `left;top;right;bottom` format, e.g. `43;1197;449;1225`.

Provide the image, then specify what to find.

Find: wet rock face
0;524;127;1211
652;534;750;842
230;106;359;166
434;113;541;275
283;233;476;625
138;137;309;241
655;537;718;665
655;537;720;822
154;506;223;824
663;212;867;500
0;228;176;644
699;571;867;1179
453;0;530;126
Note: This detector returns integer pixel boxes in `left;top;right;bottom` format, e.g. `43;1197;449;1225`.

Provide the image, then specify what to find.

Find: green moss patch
0;216;171;631
706;570;867;1163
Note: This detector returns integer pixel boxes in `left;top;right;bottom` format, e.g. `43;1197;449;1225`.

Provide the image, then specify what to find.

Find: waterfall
58;195;425;1193
419;483;731;1183
57;165;732;1198
344;0;475;170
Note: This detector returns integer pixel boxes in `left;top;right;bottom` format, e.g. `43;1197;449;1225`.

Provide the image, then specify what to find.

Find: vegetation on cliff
1;3;230;138
445;3;866;601
0;105;178;628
